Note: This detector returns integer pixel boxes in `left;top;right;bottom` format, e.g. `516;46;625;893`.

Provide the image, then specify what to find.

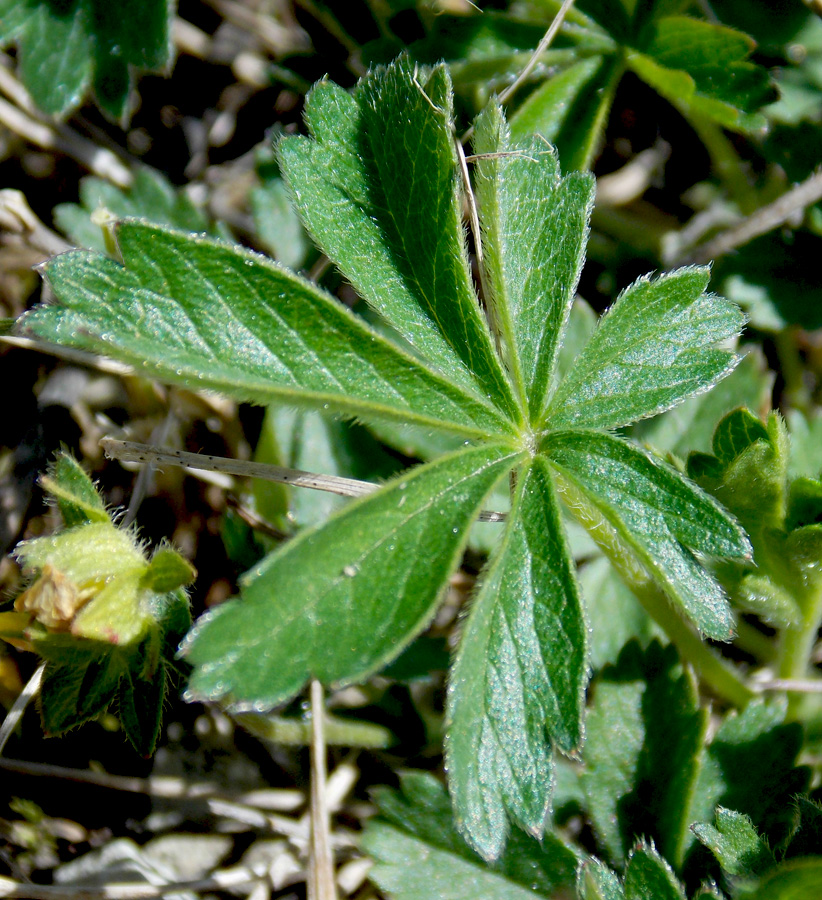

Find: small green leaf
446;457;587;860
712;408;771;464
183;444;519;710
544;430;749;639
473;102;594;418
624;842;686;900
362;772;578;900
582;641;706;868
24;221;511;438
689;411;788;535
631;17;775;132
692;807;774;877
55;169;215;254
547;267;745;431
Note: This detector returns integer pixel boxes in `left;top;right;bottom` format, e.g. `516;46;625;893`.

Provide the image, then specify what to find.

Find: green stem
777;580;822;718
775;328;812;415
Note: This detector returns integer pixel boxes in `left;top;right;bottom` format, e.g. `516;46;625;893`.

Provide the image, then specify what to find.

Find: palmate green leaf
278;58;517;417
182;444;520;710
0;0;173;119
543;431;750;639
473;102;594;419
23;221;511;439
546;267;745;431
581;641;706;869
362;771;578;900
446;457;587;860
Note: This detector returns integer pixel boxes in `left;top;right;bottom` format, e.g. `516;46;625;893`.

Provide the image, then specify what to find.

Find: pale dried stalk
687;168;822;264
461;0;577;143
0;61;131;188
102;439;508;522
308;679;338;900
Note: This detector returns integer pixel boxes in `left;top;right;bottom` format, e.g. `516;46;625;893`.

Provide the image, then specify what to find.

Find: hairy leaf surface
446;457;586;859
546;267;745;430
473;103;594;418
544;431;749;638
278;59;516;415
25;222;510;437
183;444;519;710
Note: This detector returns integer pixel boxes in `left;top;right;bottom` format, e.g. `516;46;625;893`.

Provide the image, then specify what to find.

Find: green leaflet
473;103;595;418
24;221;510;439
546;267;745;431
446;457;587;860
182;444;520;710
543;430;750;639
0;0;172;119
278;59;517;416
362;772;578;900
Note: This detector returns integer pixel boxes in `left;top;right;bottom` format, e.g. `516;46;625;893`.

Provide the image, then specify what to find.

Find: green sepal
38;643;124;735
40;452;109;527
141;546;197;594
118;659;166;757
784;796;822;859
